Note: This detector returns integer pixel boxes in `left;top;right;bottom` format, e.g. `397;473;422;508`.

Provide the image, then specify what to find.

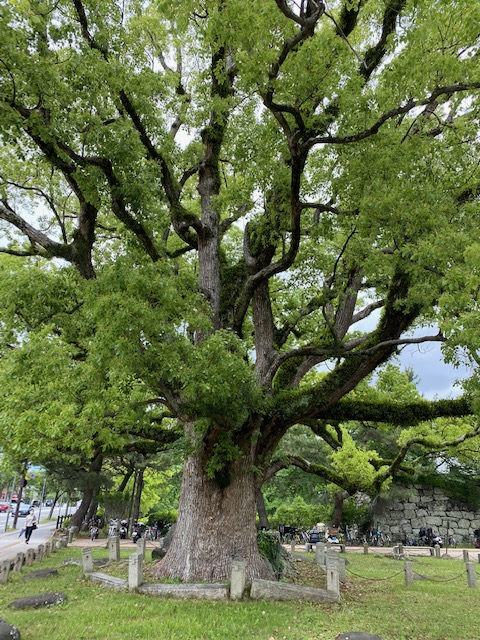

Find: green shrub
257;530;284;578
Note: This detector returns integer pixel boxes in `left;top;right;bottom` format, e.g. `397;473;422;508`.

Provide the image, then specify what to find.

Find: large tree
1;0;479;581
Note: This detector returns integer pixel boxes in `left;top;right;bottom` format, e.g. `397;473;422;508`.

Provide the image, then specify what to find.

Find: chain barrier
345;566;405;581
412;568;467;583
345;565;468;583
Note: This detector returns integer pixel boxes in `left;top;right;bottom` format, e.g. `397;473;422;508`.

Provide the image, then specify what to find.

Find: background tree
0;0;479;581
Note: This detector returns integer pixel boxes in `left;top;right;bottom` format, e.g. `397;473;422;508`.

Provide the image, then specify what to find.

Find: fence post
136;537;146;559
82;547;94;574
466;562;477;589
25;549;35;566
290;539;295;553
434;544;441;559
108;536;120;562
230;558;246;600
36;544;44;563
404;561;414;586
0;559;11;584
363;542;369;554
463;549;470;563
128;552;143;591
338;556;346;583
14;552;24;572
315;543;326;566
44;542;51;557
326;556;340;596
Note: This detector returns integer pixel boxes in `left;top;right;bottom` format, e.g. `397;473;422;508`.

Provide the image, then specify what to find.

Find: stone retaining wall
371;485;480;542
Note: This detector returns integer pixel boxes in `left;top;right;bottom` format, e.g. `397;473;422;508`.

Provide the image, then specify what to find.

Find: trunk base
151;455;274;582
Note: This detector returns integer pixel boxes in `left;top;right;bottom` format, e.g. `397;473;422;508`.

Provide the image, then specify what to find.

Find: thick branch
303;84;480;149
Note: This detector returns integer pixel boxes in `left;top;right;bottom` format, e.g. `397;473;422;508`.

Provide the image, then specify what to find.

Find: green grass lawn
1;546;479;640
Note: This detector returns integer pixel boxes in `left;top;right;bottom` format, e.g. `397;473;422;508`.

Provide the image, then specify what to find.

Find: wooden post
404;561;414;586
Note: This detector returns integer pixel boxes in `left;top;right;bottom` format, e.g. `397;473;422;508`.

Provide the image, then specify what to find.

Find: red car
0;502;9;512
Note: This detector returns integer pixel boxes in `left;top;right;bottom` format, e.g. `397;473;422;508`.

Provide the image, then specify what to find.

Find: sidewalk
70;536;160;551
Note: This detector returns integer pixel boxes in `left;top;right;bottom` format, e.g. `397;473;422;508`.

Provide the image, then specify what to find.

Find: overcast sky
397;341;471;400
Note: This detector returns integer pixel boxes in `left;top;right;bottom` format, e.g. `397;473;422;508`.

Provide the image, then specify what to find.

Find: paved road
0;521;56;562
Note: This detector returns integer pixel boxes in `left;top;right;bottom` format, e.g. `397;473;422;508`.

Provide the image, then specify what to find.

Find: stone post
82;547;94;574
55;539;62;551
230;558;246;600
60;535;68;548
67;528;74;543
463;549;470;563
338;556;346;584
14;552;24;572
326;557;340;596
339;544;346;553
477;553;480;564
315;543;326;566
466;562;477;589
108;536;120;562
136;537;146;559
44;542;51;557
363;542;369;554
305;542;312;552
404;561;414;586
128;552;143;590
398;543;404;556
434;544;441;559
36;544;44;563
290;539;295;553
0;559;11;585
25;549;35;566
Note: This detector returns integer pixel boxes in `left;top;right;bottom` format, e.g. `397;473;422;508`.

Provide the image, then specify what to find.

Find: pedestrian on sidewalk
25;508;37;544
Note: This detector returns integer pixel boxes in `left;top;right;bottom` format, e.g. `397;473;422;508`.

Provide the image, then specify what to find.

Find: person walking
24;508;37;544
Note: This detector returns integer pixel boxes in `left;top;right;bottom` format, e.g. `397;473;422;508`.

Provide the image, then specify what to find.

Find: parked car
17;503;32;516
44;499;53;507
0;502;9;512
31;500;41;507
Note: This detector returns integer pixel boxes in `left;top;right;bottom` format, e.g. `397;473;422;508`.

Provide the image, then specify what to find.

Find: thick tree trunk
153;453;273;582
256;489;270;529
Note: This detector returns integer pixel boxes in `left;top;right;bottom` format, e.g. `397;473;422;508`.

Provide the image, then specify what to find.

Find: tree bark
331;491;348;528
154;452;273;582
256;489;270;530
132;467;144;524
